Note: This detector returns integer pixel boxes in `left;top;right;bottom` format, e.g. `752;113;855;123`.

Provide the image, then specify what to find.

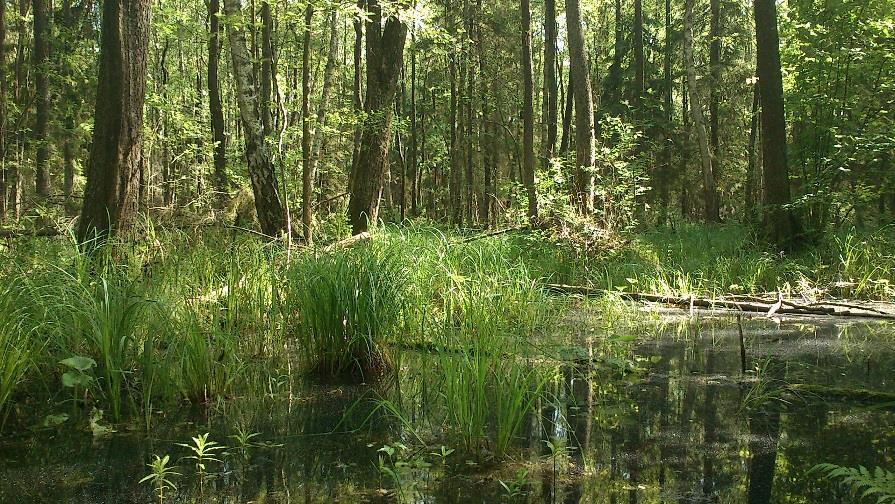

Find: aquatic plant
177;433;225;488
139;454;180;504
286;242;408;381
809;463;895;503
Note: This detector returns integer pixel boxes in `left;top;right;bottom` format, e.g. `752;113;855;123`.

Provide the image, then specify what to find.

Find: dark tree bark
300;4;314;244
448;50;461;225
560;69;573;155
601;0;625;117
224;0;286;236
566;0;595;213
33;0;51;198
542;0;558;161
347;0;407;234
208;0;229;203
410;21;419;217
521;0;538;223
77;0;150;243
755;0;801;249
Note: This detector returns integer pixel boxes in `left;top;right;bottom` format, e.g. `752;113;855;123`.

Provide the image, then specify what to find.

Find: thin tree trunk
346;0;407;234
224;0;286;236
566;0;595;214
260;0;273;135
78;0;150;244
449;51;461;225
745;84;759;222
542;0;558;161
409;20;419;217
521;0;538;223
300;4;314;244
710;0;721;204
0;0;7;217
755;0;801;249
310;9;339;219
658;0;673;225
349;0;364;189
208;0;229;203
33;0;51;198
684;0;720;223
560;69;573;155
633;0;644;111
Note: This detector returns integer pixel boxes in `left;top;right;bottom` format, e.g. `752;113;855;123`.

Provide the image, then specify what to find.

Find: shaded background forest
0;0;893;243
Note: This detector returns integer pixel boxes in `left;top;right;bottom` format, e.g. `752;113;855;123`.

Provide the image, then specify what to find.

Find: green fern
809;464;895;503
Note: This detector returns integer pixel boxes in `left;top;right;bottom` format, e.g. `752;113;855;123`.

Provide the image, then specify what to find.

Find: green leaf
59;356;97;372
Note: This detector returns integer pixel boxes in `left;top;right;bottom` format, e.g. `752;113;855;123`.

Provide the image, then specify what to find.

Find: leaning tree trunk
565;0;596;214
684;0;720;223
208;0;229;203
755;0;801;249
78;0;150;244
33;0;51;198
347;0;407;234
224;0;286;237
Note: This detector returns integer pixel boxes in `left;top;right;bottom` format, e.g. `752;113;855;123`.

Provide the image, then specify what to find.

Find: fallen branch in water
545;284;895;320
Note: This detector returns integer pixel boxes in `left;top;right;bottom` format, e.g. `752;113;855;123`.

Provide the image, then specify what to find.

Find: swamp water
1;310;893;503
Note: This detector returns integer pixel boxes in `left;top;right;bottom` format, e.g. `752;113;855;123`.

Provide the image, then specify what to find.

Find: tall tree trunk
346;0;407;234
300;4;314;244
755;0;801;248
710;0;721;203
259;0;273;135
33;0;51;198
77;0;150;243
602;0;625;116
0;0;7;217
521;0;538;223
449;52;461;225
560;69;573;155
310;9;339;219
566;0;595;214
542;0;558;161
633;0;644;111
208;0;229;203
745;84;760;222
224;0;286;236
349;0;364;189
409;20;419;217
658;0;673;225
684;0;720;223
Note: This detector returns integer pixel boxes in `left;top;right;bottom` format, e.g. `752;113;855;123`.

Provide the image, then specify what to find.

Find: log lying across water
545;283;895;321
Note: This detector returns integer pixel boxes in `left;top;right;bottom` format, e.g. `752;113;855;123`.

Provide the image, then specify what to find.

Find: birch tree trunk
223;0;286;236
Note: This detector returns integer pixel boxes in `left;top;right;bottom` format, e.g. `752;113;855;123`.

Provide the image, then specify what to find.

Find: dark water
1;312;893;503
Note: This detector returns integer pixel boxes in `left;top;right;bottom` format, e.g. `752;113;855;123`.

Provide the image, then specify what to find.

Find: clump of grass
286;243;408;381
0;284;37;431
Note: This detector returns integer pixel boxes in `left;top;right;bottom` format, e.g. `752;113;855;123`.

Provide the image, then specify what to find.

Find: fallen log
545;283;895;320
323;232;372;252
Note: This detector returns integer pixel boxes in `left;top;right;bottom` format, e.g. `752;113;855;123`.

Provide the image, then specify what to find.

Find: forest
0;0;894;502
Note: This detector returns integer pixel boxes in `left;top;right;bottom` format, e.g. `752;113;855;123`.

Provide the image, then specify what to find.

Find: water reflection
0;314;893;503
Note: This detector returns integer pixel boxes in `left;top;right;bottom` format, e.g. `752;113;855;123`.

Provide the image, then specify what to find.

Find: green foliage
139;454;180;504
810;464;895;503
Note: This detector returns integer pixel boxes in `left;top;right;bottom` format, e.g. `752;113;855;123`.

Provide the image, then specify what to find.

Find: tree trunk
300;4;314;244
409;22;419;217
560;69;573;155
310;9;339;220
208;0;229;203
223;0;286;236
755;0;801;249
684;0;720;223
259;0;273;135
77;0;150;244
346;0;407;234
710;0;721;202
658;0;673;225
633;0;644;111
349;0;364;189
0;0;7;217
33;0;51;198
521;0;538;223
745;83;760;222
542;0;558;161
566;0;595;214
